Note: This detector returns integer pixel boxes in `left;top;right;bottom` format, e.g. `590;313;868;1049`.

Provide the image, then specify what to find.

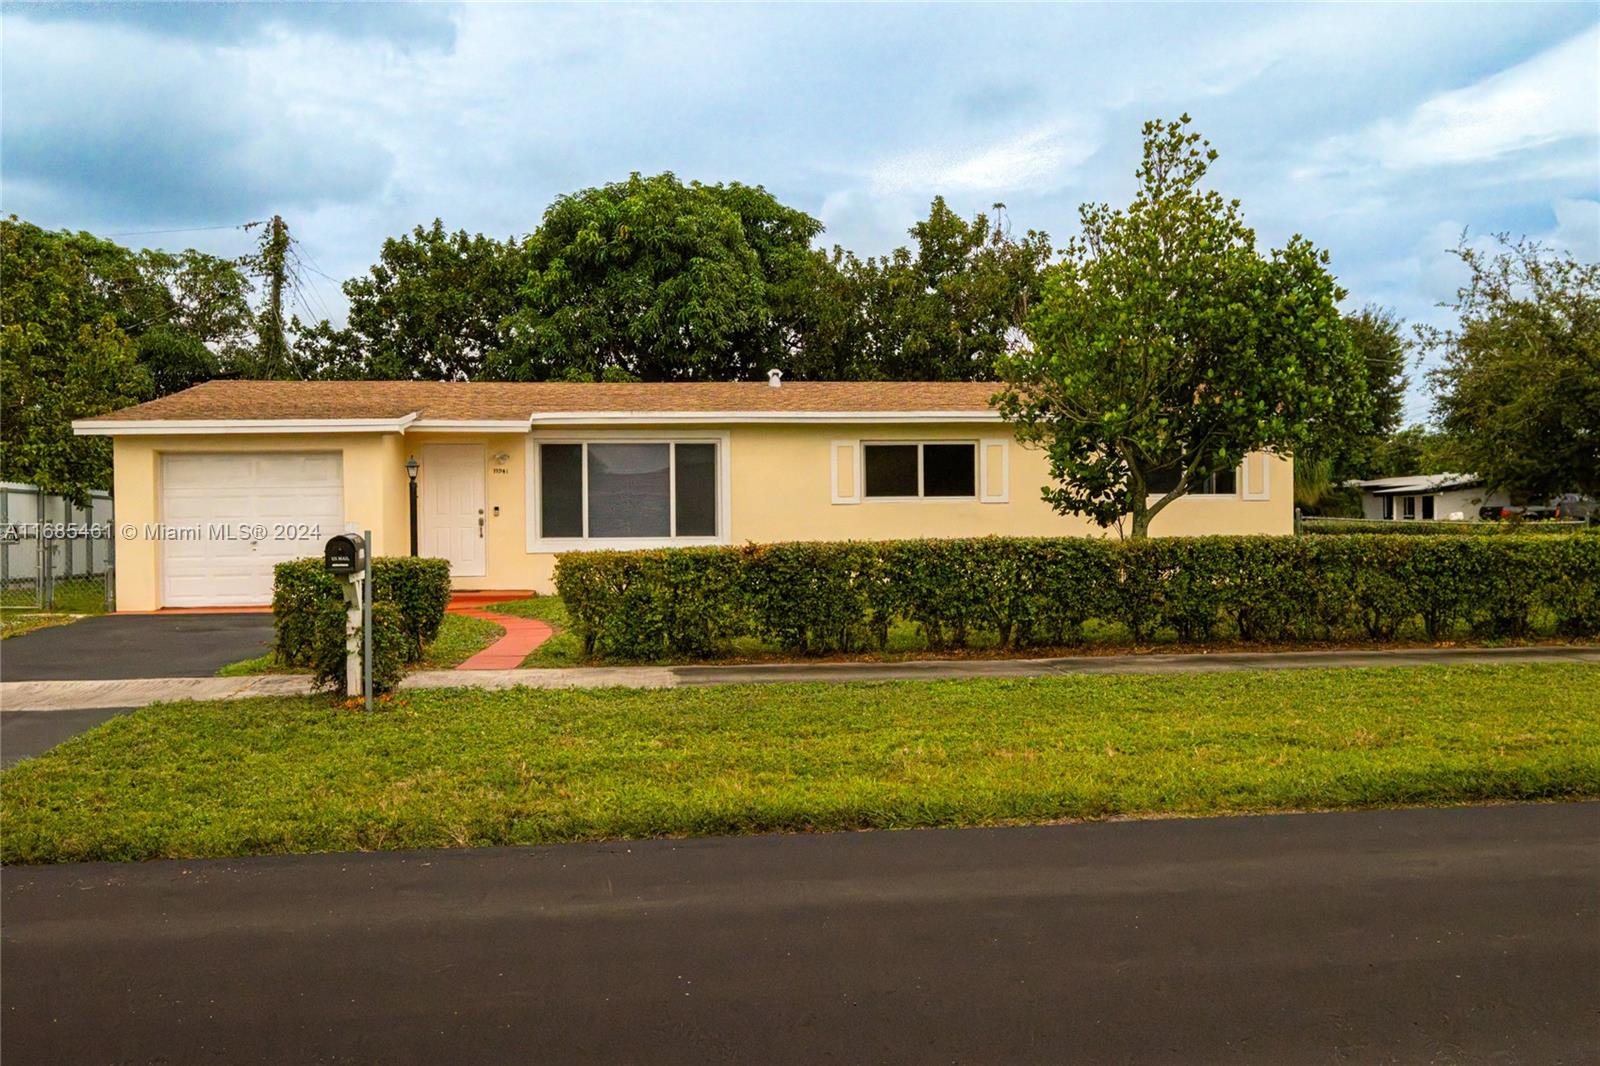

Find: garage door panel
161;452;344;607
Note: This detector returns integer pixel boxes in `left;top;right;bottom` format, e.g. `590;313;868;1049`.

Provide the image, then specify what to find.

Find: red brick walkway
450;607;554;671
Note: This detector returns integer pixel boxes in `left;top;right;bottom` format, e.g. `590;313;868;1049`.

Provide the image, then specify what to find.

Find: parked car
1551;495;1598;522
1480;504;1558;521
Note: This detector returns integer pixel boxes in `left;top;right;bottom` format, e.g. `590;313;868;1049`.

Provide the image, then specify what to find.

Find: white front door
419;444;486;577
161;452;344;607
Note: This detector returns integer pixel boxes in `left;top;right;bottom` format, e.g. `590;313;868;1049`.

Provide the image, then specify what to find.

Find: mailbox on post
324;532;367;575
323;531;373;709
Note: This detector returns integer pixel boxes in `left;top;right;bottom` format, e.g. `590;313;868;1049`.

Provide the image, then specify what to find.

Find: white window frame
859;440;980;502
525;430;731;552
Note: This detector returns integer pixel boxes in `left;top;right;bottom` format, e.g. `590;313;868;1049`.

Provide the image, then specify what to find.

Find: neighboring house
1352;473;1511;522
73;377;1291;610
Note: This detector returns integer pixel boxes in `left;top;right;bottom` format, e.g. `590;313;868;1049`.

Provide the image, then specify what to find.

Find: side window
862;443;976;499
1146;466;1182;494
863;445;919;498
1147;465;1239;495
922;444;976;497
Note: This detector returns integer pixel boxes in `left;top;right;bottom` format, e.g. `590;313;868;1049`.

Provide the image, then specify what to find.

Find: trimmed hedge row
272;557;452;692
554;535;1600;661
1302;518;1591;536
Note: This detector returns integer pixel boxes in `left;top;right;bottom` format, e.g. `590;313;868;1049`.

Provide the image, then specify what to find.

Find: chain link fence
1;482;115;613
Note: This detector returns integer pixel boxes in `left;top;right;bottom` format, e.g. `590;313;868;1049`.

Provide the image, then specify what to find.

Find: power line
102;222;256;239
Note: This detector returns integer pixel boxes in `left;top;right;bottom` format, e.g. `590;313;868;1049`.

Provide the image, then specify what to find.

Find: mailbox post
323;532;371;707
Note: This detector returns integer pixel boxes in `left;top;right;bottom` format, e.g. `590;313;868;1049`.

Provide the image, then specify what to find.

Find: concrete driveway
3;803;1596;1064
0;612;273;681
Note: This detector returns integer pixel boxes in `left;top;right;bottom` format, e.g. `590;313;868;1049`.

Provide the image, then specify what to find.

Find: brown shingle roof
81;379;1004;422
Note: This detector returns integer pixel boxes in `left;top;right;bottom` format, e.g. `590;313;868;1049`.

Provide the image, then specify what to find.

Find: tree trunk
1128;489;1151;540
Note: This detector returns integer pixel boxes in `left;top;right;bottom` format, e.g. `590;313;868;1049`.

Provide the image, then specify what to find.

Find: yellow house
74;377;1292;611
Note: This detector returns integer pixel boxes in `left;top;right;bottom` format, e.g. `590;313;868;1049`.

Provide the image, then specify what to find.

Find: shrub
372;557;452;659
270;560;342;667
306;599;409;695
1301;517;1587;535
272;556;452;672
554;534;1600;661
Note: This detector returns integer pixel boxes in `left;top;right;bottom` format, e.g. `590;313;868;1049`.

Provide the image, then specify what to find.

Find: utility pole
245;215;291;377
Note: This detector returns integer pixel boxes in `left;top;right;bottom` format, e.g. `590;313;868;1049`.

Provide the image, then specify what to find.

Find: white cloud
1305;25;1600;172
868;120;1101;195
1552;198;1600;260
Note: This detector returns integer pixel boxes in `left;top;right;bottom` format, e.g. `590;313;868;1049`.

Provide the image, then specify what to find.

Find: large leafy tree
292;220;526;380
0;218;151;502
0;217;258;498
486;172;825;381
1365;424;1455;479
136;247;257;375
797;199;1051;381
996;117;1365;538
1426;235;1599;499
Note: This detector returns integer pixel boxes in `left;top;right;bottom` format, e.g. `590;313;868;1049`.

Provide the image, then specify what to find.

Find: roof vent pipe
767;368;783;388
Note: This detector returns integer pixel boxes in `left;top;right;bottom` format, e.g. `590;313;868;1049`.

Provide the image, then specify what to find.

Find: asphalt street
0;706;132;766
3;802;1596;1064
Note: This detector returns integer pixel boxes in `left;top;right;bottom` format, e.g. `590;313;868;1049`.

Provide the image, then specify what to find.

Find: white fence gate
0;482;115;611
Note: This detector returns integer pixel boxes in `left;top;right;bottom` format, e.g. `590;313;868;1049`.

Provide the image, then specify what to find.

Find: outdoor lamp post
405;455;420;556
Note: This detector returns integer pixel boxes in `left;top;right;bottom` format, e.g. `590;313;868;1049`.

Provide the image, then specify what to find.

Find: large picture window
536;440;721;543
863;442;976;499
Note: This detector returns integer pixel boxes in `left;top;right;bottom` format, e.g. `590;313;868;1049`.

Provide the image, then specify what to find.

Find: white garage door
161;452;344;607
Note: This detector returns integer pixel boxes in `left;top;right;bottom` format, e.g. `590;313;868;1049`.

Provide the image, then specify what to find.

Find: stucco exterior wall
732;424;1290;542
110;433;410;611
109;424;1292;607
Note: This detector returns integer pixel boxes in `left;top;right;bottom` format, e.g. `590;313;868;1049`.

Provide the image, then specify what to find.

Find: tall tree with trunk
995;116;1364;538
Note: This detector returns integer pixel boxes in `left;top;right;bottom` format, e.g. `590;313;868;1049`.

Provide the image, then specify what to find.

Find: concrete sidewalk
2;643;1594;712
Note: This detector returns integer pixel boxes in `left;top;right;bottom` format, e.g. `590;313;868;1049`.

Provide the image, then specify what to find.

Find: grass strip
3;663;1595;864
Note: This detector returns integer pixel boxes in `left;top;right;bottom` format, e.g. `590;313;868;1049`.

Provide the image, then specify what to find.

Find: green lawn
218;613;505;676
3;663;1595;864
415;614;504;670
485;596;584;666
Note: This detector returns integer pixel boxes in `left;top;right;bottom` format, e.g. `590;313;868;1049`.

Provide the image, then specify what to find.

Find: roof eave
71;414;420;437
74;410;1005;436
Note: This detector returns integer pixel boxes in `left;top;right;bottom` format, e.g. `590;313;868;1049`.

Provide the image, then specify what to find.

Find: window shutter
831;440;860;504
1241;452;1271;500
979;438;1009;503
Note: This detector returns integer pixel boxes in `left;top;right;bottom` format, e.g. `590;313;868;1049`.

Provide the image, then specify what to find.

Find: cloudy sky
3;2;1596;418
